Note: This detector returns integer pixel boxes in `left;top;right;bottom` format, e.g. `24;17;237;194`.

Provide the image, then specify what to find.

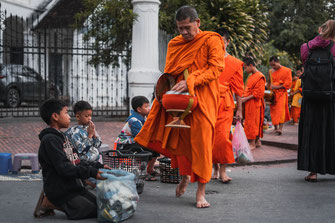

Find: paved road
1;163;335;223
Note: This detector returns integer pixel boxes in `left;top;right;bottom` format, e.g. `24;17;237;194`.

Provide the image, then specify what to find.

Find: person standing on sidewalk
268;56;292;135
212;28;244;183
289;65;303;125
298;20;335;182
242;57;266;150
135;5;225;208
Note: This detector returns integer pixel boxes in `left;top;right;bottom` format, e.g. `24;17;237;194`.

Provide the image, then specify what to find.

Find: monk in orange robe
289;74;298;111
242;57;266;149
134;6;225;208
290;65;303;125
268;56;292;135
212;28;243;183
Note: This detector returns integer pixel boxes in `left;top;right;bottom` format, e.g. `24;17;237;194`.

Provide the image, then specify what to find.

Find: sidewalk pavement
0;117;297;166
262;122;299;150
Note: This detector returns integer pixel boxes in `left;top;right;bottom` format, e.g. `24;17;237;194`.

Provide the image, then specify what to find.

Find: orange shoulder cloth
164;31;224;76
219;54;243;83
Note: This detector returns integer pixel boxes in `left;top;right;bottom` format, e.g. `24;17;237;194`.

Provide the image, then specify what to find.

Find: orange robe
212;55;244;164
291;79;302;123
269;66;292;125
135;31;225;183
243;71;266;140
289;78;297;117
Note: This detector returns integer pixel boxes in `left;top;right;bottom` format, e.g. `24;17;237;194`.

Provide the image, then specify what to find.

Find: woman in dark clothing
298;20;335;182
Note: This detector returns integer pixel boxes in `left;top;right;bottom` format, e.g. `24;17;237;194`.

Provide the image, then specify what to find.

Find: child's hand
96;170;107;180
87;121;95;138
103;165;112;170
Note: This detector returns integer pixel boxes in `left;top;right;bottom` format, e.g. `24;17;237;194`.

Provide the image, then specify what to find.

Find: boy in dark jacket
36;99;110;220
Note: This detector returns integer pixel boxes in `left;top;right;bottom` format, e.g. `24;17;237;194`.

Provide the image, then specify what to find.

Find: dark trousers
59;190;97;220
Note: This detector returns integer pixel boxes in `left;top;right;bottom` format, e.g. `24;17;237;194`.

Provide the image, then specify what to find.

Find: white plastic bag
232;121;254;164
96;169;139;223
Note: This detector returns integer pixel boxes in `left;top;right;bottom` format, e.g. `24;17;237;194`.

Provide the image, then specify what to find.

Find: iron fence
0;3;129;117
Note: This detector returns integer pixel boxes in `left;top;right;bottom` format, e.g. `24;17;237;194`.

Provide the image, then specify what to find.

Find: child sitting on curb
115;96;160;181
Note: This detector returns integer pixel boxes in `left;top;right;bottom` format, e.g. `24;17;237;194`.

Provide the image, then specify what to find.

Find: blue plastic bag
96;169;139;223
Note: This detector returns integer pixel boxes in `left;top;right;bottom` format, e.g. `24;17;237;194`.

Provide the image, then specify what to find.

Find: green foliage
261;0;334;63
74;0;136;67
159;0;269;60
255;41;295;81
74;0;269;67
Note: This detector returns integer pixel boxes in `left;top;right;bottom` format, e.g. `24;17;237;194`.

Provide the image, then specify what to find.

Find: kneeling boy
37;99;109;220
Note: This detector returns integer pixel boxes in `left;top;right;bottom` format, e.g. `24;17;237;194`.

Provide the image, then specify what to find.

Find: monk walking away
242;57;266;150
135;5;225;208
212;28;244;183
268;56;292;135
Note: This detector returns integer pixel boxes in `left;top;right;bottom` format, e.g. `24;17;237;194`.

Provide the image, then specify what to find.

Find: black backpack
301;41;335;101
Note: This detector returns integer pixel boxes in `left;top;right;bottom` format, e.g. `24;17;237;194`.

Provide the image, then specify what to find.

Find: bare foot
176;175;190;197
196;183;210;208
221;175;232;183
212;166;219;180
255;138;262;147
219;164;232;183
211;172;219;180
249;143;256;150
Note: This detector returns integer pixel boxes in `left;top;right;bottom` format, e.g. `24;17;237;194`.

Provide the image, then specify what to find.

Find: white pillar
129;0;161;103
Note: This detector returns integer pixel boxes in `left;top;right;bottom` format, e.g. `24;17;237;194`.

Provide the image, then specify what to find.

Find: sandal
274;130;282;135
34;190;59;218
149;170;159;177
145;173;158;181
304;173;317;182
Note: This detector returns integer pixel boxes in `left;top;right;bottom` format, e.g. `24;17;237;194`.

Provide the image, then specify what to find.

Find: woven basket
158;157;181;184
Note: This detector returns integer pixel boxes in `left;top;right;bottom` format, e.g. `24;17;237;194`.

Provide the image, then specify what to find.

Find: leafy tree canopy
160;0;269;61
261;0;335;63
75;0;269;66
74;0;136;67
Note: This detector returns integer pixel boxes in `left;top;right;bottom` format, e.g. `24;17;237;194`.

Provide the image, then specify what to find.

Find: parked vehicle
0;64;55;108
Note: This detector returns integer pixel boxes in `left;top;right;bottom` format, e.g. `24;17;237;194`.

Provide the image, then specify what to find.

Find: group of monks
134;5;299;208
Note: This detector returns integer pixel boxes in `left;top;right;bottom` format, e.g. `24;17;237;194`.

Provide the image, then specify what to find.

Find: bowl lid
154;73;175;102
165;91;190;95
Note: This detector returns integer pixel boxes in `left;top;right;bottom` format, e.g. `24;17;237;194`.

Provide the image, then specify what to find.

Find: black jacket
38;127;104;206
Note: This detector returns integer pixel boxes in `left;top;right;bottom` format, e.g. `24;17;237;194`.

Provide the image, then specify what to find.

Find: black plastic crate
101;147;151;194
158;157;181;184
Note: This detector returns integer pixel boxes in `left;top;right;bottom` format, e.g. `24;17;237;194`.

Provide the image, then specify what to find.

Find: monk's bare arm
271;84;284;90
235;95;243;120
242;95;254;103
187;36;225;87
